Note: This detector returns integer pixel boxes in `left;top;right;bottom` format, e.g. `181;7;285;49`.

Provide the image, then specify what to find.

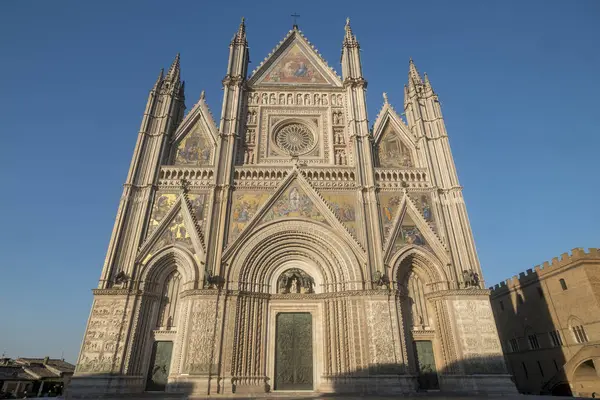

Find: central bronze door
414;340;439;390
274;312;313;390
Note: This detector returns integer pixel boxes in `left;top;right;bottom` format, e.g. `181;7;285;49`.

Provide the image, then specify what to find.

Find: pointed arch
138;245;200;293
390;246;449;290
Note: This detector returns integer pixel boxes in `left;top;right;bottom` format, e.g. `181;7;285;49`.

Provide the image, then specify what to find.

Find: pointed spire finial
424;72;431;88
408;57;423;85
231;17;247;45
383;92;388;104
166;53;180;82
291;12;300;29
343;17;358;48
200;90;205;100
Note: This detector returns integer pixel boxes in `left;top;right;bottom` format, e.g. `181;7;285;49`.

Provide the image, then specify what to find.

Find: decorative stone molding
425;288;491;300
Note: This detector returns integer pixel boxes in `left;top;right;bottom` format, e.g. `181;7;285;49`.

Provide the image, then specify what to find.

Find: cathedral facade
70;19;516;397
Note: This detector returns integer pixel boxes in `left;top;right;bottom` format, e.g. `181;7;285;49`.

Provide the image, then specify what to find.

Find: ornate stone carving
451;299;505;374
274;123;316;155
366;300;401;373
277;268;315;294
185;299;218;374
77;299;131;373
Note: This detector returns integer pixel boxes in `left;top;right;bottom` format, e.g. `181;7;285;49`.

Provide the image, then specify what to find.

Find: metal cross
291;12;300;27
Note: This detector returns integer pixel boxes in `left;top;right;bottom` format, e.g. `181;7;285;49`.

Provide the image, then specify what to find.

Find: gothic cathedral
70;19;516;397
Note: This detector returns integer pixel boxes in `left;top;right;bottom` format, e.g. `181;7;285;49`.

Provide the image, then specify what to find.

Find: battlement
489;248;600;294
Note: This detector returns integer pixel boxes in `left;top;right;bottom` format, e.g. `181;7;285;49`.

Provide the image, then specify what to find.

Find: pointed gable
249;29;342;87
373;99;417;168
171;93;218;167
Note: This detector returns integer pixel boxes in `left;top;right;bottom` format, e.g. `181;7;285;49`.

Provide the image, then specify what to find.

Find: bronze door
145;341;173;391
274;312;313;390
414;340;439;390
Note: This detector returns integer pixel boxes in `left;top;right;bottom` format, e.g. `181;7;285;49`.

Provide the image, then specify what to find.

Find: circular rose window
274;123;316;155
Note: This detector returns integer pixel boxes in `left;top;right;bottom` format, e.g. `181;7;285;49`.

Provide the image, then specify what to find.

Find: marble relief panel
77;298;132;373
451;299;506;374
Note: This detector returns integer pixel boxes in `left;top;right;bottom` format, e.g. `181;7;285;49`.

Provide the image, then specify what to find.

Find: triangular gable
372;100;412;144
224;169;364;257
138;194;205;265
170;93;218;166
248;29;342;87
374;112;417;168
383;192;448;265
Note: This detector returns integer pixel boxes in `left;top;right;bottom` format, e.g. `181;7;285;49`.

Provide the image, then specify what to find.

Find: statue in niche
277;268;314;294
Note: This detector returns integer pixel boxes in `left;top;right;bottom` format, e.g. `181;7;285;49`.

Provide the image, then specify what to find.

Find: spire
408;58;423;85
152;68;164;90
424;72;432;89
231;17;247;46
383;92;389;104
343;17;359;48
166;53;180;82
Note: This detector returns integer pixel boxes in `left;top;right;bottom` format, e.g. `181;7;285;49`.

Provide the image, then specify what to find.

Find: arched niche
269;260;323;294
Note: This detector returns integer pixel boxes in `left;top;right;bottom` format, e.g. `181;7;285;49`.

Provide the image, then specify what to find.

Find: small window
510;338;519;352
537;360;544;377
522;361;529;378
537;287;544;298
559;279;567;290
549;330;563;347
572;325;588;343
499;300;505;311
528;334;540;349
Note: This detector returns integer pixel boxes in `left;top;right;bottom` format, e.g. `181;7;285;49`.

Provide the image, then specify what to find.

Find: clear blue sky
0;0;598;363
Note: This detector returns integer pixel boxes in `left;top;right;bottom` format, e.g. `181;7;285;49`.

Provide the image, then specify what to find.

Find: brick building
490;248;600;397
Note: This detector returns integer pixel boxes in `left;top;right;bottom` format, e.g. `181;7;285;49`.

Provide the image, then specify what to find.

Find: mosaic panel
379;192;403;241
378;128;413;168
391;213;427;255
148;193;178;236
261;184;326;224
321;192;357;235
262;43;327;84
174;124;213;166
187;193;209;234
229;191;273;243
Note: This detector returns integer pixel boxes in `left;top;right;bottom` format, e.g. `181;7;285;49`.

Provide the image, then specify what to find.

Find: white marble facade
69;19;517;397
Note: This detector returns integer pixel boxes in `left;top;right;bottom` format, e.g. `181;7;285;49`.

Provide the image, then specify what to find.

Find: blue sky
0;0;598;363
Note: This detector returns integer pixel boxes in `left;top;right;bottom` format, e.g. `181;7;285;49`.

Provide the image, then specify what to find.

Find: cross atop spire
291;12;300;29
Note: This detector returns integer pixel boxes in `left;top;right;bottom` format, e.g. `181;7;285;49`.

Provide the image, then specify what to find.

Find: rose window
274;123;315;155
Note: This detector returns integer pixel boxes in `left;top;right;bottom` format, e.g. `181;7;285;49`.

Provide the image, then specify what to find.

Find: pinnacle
166;53;181;82
231;17;247;46
408;57;423;85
